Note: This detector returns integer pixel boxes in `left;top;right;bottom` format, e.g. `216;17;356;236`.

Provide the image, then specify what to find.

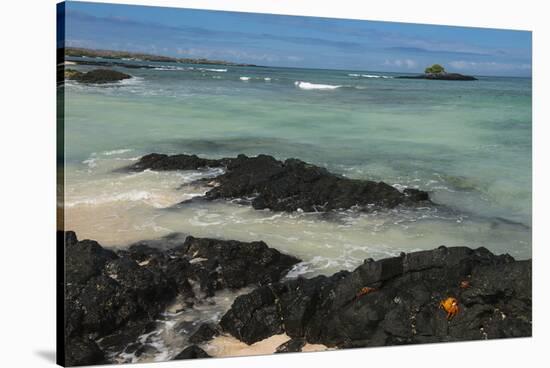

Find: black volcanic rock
219;246;531;347
67;68;132;84
122;235;300;297
63;231;299;365
220;285;284;344
173;345;212;360
125;153;230;172
181;236;301;292
64;231;177;342
125;153;431;212
275;337;307;353
65;337;107;367
65;235;117;285
189;323;219;344
397;73;477;81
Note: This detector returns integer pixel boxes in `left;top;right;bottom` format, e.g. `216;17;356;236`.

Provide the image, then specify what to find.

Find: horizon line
61;46;532;78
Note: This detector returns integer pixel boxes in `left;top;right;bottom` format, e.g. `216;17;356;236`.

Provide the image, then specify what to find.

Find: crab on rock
440;297;459;320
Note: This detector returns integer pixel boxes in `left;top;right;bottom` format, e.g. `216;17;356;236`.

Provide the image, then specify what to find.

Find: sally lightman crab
439;297;459;320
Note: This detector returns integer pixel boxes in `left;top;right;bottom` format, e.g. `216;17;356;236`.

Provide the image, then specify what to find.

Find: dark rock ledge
63;231;299;366
124;153;431;212
65;68;132;84
219;246;531;348
397;73;477;81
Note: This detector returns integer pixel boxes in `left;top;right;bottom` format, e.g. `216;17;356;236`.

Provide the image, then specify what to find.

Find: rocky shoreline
62;231;299;366
220;246;531;348
62;230;531;366
124;153;431;212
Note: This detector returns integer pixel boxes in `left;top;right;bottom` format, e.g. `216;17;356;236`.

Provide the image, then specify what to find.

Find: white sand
202;333;330;357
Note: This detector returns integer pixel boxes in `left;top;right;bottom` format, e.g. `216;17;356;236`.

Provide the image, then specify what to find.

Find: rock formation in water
125;153;431;212
397;73;477;81
64;68;132;84
62;231;299;366
397;64;477;81
219;246;531;347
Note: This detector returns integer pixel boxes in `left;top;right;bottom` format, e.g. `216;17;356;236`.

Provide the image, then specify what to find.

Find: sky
61;1;532;76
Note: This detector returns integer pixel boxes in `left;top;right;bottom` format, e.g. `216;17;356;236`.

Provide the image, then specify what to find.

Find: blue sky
62;1;532;76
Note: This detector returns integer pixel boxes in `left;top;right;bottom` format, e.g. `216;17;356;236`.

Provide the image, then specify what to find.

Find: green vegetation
424;64;446;74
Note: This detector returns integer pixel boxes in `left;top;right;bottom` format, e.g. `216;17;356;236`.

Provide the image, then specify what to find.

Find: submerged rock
66;68;132;84
126;153;431;212
219;246;531;347
63;231;299;365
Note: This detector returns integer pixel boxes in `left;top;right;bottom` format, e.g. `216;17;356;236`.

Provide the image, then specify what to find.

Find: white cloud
449;60;531;71
384;59;417;69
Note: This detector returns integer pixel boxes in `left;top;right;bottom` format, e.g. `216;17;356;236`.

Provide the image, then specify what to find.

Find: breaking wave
294;81;341;90
348;73;393;79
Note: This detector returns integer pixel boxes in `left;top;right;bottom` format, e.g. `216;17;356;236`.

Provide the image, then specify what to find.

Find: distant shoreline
62;47;259;67
59;47;532;79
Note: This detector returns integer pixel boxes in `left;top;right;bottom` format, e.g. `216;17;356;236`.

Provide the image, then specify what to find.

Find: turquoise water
62;58;532;273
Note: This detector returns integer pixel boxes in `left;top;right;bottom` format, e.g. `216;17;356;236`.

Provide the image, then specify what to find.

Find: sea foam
294;81;341;90
102;148;133;156
348;73;393;79
198;68;227;72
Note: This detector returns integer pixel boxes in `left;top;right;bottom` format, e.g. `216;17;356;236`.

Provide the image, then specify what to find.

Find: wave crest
348;73;393;79
294;81;341;90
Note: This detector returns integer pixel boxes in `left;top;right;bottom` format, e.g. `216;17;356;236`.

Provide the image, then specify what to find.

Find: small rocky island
65;68;132;84
398;64;477;81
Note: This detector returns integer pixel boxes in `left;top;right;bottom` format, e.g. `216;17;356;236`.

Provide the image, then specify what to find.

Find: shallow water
62;58;531;272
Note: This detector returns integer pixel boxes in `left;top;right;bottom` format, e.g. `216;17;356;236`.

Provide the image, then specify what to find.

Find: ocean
61;58;532;276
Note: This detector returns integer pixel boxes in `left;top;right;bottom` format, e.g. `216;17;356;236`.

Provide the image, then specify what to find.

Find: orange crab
439;297;459;320
356;286;377;298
